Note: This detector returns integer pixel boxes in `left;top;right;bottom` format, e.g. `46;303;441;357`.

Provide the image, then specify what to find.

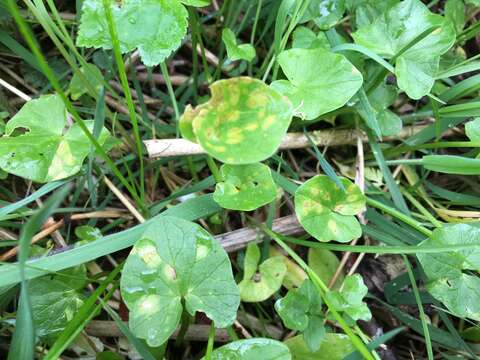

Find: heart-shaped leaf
285;333;355;360
179;77;293;164
271;48;363;120
292;26;330;50
295;175;366;242
325;274;371;323
0;95;110;183
300;0;346;30
69;63;103;100
238;243;286;302
213;163;277;211
308;248;344;290
222;28;256;62
120;216;240;346
352;0;456;99
77;0;188;66
202;338;291;360
275;280;325;352
417;223;480;320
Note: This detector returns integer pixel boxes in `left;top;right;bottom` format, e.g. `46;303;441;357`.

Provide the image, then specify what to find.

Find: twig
144;125;430;159
103;177;145;223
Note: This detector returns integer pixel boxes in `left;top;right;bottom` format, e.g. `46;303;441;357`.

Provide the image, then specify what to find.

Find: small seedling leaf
69;63;103;100
295;175;366;242
213;163;277;211
222;28;256;62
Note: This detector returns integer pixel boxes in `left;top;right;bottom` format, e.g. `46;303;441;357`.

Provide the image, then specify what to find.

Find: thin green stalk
402;190;443;228
102;0;145;202
206;156;223;183
248;0;263;76
403;255;434;360
205;322;216;359
260;225;375;360
160;62;180;134
6;0;145;211
366;198;433;237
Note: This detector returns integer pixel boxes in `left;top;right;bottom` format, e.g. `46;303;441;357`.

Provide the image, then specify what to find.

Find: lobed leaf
222;28;256;62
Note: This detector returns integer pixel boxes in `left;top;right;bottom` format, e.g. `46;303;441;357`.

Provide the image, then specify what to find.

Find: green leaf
325;274;372;323
213;163;277;211
295;175;366;242
180;77;293;164
238;243;286;302
445;0;465;34
275;280;325;352
120;216;239;347
348;0;398;29
352;0;456;99
417;223;480;320
0;95;110;183
271;48;363;120
180;0;211;6
422;155;480;175
77;0;188;66
222;28;256;62
29;267;86;341
357;83;402;136
465;118;480;142
308;248;343;290
285;333;355;360
292;26;330;50
69;63;103;100
203;338;291;360
301;0;346;30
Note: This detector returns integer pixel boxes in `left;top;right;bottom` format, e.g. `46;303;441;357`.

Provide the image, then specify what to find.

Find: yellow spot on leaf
262;115;275;130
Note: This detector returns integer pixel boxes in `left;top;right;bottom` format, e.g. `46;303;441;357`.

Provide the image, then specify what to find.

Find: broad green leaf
222;28;256;62
30;267;86;341
271;48;362;120
301;0;346;30
213;163;277;211
238;243;286;302
292;26;330;50
417;223;480;320
275;280;325;352
180;0;211;6
285;333;355;360
0;95;110;183
180;77;293;164
465;118;480;142
270;246;307;290
295;175;366;242
325;274;371;323
347;0;398;28
69;63;103;100
77;0;188;66
422;155;480;175
352;0;456;99
358;83;402;136
120;216;239;346
203;338;291;360
308;248;343;290
445;0;465;34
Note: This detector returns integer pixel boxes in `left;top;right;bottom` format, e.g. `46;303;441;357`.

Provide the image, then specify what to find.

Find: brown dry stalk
143;124;429;159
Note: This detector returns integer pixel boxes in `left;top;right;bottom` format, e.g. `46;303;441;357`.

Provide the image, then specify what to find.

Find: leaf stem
206;156;223;183
205;321;216;360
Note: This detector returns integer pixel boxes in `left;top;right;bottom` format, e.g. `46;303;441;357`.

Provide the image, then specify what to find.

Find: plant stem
175;308;191;347
366;198;433;237
205;322;216;359
206;156;223;183
160;61;180;135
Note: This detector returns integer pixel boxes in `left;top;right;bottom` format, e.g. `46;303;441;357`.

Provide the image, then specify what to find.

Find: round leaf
308;248;343;290
202;338;291;360
181;77;293;164
77;0;188;66
0;95;110;183
238;243;287;302
120;216;240;346
213;163;277;211
417;223;480;320
271;48;363;120
222;28;256;62
294;175;365;242
285;333;355;360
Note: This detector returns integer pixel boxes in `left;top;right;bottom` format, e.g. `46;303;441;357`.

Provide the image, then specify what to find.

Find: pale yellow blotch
229;89;240;106
137;243;162;267
310;188;320;196
432;27;442;35
245;122;258;131
247;93;268;109
196;244;209;260
226;127;244;144
226;110;240;122
164;264;177;280
328;219;338;234
262;115;275;130
138;295;161;314
226;157;235;163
